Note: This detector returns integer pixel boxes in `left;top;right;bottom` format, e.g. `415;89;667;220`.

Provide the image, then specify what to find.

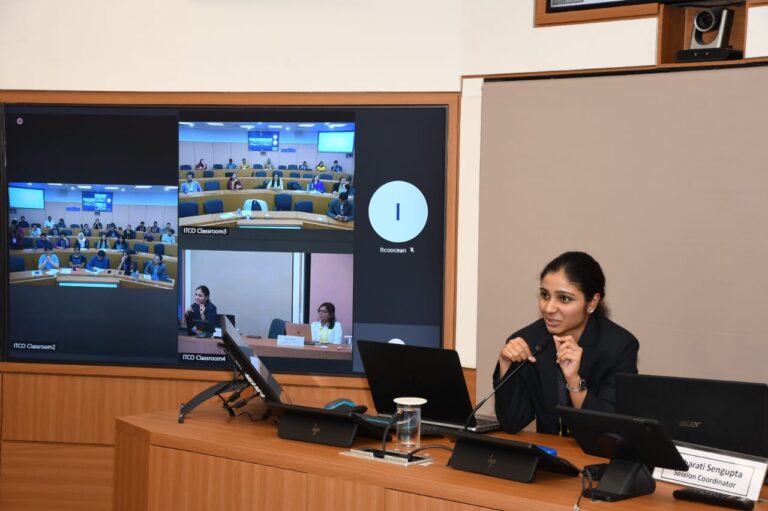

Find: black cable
405;444;454;462
574;468;596;511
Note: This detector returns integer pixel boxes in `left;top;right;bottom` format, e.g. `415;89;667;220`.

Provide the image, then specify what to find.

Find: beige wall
475;67;768;412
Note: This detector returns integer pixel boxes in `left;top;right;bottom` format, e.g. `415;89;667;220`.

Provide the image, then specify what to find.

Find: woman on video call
494;251;639;435
310;302;342;344
184;285;218;338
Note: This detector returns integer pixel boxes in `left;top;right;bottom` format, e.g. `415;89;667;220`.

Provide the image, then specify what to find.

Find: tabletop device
616;374;768;459
557;406;689;502
179;316;289;422
357;340;500;433
438;428;580;483
673;488;755;510
284;322;312;343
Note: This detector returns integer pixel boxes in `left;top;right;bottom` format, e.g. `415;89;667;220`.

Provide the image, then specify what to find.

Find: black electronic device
324;398;362;412
440;428;580;483
267;402;386;447
616;374;768;459
357;340;500;432
676;48;742;62
557;406;689;502
673;488;755;510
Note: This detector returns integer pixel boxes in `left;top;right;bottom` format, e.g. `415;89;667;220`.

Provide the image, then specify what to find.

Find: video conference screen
3;105;447;374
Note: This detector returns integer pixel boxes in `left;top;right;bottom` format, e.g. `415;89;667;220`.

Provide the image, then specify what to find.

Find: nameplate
276;335;305;348
653;442;767;501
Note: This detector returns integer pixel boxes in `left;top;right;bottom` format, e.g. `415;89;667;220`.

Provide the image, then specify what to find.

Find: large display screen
9;186;44;209
547;0;654;12
318;131;355;153
247;130;280;152
3;105;447;374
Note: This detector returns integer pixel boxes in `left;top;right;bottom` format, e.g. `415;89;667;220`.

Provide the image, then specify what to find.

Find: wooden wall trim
535;0;658;27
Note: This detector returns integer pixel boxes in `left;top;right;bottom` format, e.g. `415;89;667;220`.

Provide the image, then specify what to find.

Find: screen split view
4;105;447;373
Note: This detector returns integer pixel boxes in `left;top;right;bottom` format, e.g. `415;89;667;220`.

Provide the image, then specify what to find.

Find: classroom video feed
8;183;179;290
177;121;355;233
177;249;353;365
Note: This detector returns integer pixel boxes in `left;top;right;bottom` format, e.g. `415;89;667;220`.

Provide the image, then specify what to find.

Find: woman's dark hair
318;302;336;329
540;251;608;315
196;285;210;301
270;172;280;186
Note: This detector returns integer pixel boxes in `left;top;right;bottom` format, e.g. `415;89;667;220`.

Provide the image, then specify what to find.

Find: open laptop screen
616;373;768;458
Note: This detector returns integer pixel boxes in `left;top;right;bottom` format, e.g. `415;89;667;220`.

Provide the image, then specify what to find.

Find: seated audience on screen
55;232;70;249
311;302;343;344
227;173;243;190
37;246;59;271
332;176;349;195
18;216;29;228
184;285;217;338
161;229;176;244
266;172;284;190
69;246;87;269
30;225;42;237
95;233;110;250
239;158;250;170
148;221;160;234
331;160;343;172
315;161;327;171
33;233;53;251
44;216;55;228
195;158;207;170
74;232;89;250
226;158;237;170
9;221;24;249
81;224;92;237
57;217;66;228
113;235;128;252
326;192;354;222
264;158;275;171
105;224;120;238
87;250;110;270
92;218;103;230
123;224;135;239
493;251;639;436
181;172;202;194
144;254;169;281
298;161;310;170
307;175;325;193
50;224;61;237
136;221;147;232
116;249;134;273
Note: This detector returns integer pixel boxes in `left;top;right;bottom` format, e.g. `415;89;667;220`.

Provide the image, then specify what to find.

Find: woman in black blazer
184;285;218;337
493;251;639;435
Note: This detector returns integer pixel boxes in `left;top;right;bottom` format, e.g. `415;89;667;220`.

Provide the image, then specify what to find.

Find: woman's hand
498;337;536;376
554;335;583;383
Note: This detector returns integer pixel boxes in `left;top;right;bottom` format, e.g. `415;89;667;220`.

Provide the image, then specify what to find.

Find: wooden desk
114;407;767;511
178;335;353;360
9;269;175;289
179;189;341;217
179;210;354;230
9;248;178;280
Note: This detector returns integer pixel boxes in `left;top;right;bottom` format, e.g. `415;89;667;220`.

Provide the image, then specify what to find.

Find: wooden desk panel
179;210;354;230
115;407;768;511
11;248;177;280
179;189;338;216
9;270;175;289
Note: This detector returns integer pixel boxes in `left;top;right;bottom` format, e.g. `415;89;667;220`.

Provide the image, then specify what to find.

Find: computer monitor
616;373;768;459
558;406;688;502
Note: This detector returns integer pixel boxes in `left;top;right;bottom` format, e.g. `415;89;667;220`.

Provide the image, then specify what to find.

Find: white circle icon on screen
368;181;428;243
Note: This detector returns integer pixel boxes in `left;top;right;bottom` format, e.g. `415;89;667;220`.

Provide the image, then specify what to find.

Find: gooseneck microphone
463;339;550;431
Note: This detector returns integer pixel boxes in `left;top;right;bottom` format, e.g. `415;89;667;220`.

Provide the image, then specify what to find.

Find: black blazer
493;313;638;435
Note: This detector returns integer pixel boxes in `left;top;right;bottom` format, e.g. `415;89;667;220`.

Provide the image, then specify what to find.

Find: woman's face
194;289;206;304
538;269;598;338
317;306;330;322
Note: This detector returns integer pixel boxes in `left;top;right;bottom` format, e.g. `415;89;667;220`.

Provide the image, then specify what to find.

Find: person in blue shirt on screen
181;172;202;194
326;192;354;222
331;160;343;172
226;158;237;170
55;233;70;249
87;250;110;271
144;254;169;281
307;175;326;193
69;246;87;269
37;246;60;271
30;225;42;237
33;233;53;251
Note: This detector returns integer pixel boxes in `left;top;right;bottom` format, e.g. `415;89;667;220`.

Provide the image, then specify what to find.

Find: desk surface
178;335;353;360
9;269;175;289
115;407;767;511
179;210;354;230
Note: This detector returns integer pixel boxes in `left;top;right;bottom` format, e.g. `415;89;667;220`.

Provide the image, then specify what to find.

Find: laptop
357;340;500;433
616;373;768;459
285;322;314;344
